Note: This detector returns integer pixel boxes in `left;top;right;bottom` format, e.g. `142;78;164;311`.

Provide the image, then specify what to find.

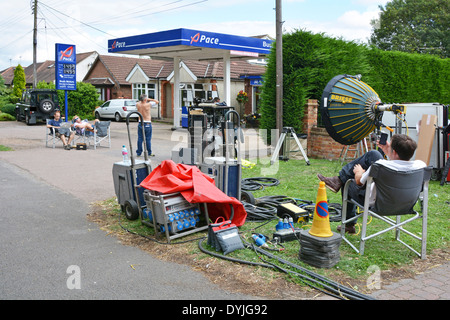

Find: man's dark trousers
339;150;383;226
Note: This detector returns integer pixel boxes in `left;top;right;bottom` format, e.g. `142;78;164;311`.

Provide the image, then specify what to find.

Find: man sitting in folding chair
72;115;110;149
72;115;99;134
318;134;429;258
47;110;75;150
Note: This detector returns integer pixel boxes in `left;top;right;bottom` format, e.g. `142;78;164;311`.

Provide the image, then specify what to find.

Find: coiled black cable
241;177;280;191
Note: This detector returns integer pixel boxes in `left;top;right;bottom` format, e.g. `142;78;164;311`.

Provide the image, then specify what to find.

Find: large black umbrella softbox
320;75;383;145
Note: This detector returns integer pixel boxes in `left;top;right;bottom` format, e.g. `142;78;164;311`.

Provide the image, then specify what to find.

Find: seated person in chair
317;134;426;234
47;111;75;150
72;115;99;135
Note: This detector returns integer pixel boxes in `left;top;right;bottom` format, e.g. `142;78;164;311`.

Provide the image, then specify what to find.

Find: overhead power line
40;0;208;33
39;1;117;37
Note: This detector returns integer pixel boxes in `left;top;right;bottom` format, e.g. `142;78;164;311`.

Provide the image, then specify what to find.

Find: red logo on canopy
190;33;200;44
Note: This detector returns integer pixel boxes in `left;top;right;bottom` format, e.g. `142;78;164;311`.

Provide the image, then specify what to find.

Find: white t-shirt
360;159;427;206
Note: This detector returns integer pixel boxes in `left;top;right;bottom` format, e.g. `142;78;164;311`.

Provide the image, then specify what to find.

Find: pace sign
55;43;76;91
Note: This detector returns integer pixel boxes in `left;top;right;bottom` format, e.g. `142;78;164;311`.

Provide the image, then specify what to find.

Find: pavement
0;119;449;300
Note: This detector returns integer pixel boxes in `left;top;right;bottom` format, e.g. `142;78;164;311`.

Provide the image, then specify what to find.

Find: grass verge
88;157;450;299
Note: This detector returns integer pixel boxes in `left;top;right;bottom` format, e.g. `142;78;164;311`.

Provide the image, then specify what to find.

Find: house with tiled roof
0;52;98;88
118;57;266;119
0;66;15;86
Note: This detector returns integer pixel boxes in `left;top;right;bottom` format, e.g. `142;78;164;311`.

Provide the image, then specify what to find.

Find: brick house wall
302;99;361;160
84;56;132;100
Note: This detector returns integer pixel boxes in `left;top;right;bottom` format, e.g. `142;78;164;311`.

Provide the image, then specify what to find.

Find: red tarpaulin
139;160;247;227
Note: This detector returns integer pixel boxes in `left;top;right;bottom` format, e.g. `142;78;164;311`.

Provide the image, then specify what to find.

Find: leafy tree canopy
370;0;449;58
12;64;26;98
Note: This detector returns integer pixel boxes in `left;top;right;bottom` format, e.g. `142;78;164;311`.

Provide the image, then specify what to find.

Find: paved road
0;120;257;300
0;120;449;300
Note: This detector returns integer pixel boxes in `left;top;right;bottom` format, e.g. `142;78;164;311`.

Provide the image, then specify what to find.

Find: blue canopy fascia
108;28;273;60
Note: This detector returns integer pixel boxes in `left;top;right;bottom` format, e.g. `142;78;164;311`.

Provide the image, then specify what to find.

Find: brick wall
302;99;360;160
86;61;131;99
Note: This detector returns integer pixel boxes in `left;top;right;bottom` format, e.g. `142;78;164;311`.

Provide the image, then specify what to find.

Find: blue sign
55;43;76;91
316;201;329;218
108;28;273;56
250;79;264;86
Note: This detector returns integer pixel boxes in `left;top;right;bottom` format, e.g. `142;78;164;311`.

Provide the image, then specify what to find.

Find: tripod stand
270;127;310;165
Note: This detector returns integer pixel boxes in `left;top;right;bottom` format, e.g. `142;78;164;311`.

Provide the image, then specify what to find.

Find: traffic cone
309;181;333;237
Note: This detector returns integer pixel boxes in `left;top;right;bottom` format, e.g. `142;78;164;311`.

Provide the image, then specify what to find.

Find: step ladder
339;138;369;165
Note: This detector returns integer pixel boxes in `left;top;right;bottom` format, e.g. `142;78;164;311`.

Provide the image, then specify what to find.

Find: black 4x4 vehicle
16;89;60;125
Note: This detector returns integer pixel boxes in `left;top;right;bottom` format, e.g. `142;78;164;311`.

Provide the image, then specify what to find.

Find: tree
12;64;26;98
259;30;371;143
370;0;449;58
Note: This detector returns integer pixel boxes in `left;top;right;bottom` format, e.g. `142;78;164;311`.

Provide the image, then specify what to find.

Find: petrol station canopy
108;28;273;61
107;28;273;128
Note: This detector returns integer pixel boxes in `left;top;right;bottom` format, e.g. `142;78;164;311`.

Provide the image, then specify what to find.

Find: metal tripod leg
270;132;287;165
291;130;310;165
270;127;310;165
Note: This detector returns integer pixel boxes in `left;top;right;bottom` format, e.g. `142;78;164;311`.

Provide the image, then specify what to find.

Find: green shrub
0;103;16;117
0;112;15;121
259;29;450;141
36;80;99;120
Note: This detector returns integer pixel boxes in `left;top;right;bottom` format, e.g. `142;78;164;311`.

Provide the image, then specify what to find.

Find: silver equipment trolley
143;190;210;243
112;111;152;222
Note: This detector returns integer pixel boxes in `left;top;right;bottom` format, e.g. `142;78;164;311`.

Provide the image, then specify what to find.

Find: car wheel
95;112;102;120
39;99;55;114
124;200;139;220
115;113;122;122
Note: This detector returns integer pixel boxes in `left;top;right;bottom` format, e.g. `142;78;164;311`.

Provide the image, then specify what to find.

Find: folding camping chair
341;163;432;259
73;120;111;150
45;119;73;149
90;120;111;150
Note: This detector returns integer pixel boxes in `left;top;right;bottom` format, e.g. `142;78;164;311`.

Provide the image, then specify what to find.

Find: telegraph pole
33;0;38;88
275;0;283;131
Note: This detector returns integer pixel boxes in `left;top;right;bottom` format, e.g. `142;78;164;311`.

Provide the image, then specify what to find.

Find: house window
181;83;219;106
133;83;156;100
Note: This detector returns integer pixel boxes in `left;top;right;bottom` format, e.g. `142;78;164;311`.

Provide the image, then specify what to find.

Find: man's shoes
337;224;356;234
64;144;71;150
317;174;342;193
150;154;155;157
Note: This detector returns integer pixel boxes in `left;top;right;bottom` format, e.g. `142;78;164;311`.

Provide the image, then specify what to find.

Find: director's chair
341;163;432;259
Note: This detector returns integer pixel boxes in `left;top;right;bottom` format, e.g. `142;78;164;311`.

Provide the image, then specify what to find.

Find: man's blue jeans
137;122;152;156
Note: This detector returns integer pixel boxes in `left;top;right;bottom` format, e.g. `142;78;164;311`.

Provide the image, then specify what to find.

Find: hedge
260;30;450;142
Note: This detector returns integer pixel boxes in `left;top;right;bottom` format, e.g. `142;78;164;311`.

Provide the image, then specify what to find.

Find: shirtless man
136;94;159;156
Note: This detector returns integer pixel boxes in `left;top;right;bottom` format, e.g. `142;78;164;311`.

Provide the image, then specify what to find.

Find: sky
0;0;390;71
